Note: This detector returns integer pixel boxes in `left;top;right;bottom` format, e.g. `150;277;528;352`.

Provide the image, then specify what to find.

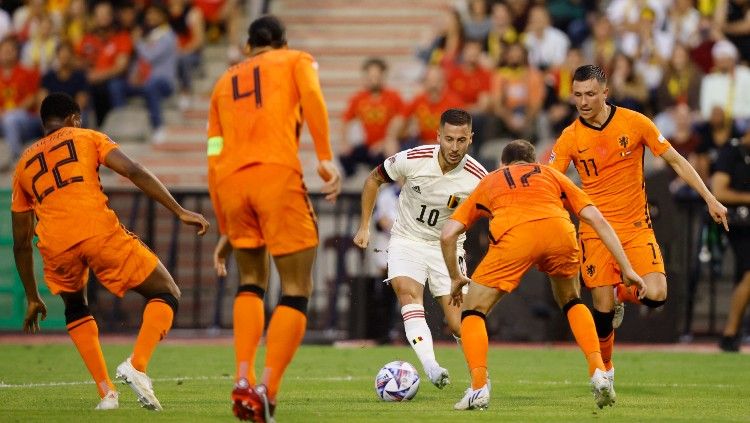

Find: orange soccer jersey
452;164;594;291
549;104;672;236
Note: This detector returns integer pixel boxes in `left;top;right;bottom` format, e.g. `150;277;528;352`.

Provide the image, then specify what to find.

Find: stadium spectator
690;15;723;74
483;1;518;66
667;0;702;48
167;0;205;111
608;53;649;113
506;0;532;32
581;13;616;73
443;139;641;410
339;58;404;177
77;2;133;127
546;0;595;47
0;36;41;167
607;0;666;38
12;0;46;43
523;5;570;70
417;8;464;66
0;8;12;41
40;42;90;126
461;0;491;40
655;43;703;112
110;4;177;142
490;43;544;140
662;104;702;195
194;0;244;62
712;132;750;352
699;39;750;129
714;0;750;64
695;105;743;180
208;15;341;421
116;1;142;33
20;13;56;73
545;47;583;137
620;7;673;99
400;66;464;146
62;0;87;47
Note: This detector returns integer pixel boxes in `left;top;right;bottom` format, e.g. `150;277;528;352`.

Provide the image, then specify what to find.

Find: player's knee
237;284;266;299
561;298;583;315
148;292;180;315
592;309;614;338
279;295;308;315
64;297;91;325
460;310;486;322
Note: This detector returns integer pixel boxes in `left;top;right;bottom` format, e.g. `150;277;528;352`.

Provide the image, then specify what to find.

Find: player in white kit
354;109;487;387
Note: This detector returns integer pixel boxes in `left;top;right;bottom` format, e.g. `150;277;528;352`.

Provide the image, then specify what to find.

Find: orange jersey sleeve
548;167;594;215
12;128;121;254
451;179;491;228
206;49;332;186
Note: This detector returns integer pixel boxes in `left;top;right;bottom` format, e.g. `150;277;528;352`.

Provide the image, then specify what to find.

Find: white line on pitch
515;379;735;389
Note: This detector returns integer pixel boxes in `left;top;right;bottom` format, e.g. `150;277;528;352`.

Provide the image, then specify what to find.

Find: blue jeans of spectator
2;109;43;159
109;76;174;129
178;50;202;92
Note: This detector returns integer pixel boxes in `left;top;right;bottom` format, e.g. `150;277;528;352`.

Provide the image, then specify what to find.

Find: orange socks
131;299;174;372
67;316;115;398
234;292;265;384
461;313;488;389
566;303;606;376
263;299;307;400
600;331;615;371
616;283;642;305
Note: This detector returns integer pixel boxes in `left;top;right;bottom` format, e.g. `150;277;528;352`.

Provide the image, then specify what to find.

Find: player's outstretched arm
213;234;232;277
661;147;729;231
353;168;387;249
317;160;342;203
12;211;47;333
104;149;209;235
440;219;472;306
578;205;647;297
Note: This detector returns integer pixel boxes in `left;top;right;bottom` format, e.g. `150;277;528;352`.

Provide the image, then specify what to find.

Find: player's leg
428;248;466;339
615;231;667;308
436;294;461;338
232;247;269;384
720;229;750;351
60;289;117;403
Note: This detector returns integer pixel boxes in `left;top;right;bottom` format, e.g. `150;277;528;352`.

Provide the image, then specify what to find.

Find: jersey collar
578;103;617;131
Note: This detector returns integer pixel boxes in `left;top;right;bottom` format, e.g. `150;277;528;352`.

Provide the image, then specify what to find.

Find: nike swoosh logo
577;148;590;153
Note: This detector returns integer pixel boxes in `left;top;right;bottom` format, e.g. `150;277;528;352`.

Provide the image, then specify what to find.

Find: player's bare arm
213;234;232;277
11;210;47;333
317;160;342;203
578;205;647;297
104;149;210;235
712;171;750;204
440;219;472;306
661;147;729;231
353;168;388;248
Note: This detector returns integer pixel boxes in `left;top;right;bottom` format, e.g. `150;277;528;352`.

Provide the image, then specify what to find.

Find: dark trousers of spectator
177;50;202;92
1;109;43;161
339;144;385;177
90;80;119;128
110;76;174;129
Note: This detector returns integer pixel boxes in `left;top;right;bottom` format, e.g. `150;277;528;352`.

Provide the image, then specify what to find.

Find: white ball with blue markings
375;360;420;401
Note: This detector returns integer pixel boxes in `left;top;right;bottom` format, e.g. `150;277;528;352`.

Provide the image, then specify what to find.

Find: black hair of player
501;139;536;165
573;64;607;84
247;15;287;48
440;108;472;130
40;92;81;126
362;57;387;72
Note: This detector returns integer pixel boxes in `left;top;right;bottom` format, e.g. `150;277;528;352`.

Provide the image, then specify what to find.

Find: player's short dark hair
362;57;387;72
247;15;286;48
440;108;472;129
501;139;536;165
40;92;81;124
573;64;607;84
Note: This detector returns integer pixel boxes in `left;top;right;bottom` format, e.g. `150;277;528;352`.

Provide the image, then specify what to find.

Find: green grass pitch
0;343;747;422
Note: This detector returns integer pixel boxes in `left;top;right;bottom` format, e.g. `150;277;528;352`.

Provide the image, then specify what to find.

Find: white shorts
385;237;466;297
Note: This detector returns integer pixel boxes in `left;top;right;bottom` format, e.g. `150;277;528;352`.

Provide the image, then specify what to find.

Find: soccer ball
374;360;420;401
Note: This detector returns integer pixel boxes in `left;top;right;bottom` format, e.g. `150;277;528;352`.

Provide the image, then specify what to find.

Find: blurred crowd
339;0;750;190
0;0;246;170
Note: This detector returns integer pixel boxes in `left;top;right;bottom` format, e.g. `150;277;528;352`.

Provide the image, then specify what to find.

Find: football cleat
454;384;490;410
613;286;625;329
115;358;162;411
232;380;276;423
95;390;119;410
427;366;450;389
590;368;616;409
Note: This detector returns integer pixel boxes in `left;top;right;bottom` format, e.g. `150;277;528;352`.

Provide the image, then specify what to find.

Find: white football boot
95;390;119;410
613;286;625;329
426;366;450;389
454;384;490;410
115;358;163;411
590;368;616;409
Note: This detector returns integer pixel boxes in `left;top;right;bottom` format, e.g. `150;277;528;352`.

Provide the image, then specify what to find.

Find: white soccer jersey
378;145;487;246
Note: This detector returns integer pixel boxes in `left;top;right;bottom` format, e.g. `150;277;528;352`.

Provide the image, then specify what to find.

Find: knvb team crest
586;264;596;277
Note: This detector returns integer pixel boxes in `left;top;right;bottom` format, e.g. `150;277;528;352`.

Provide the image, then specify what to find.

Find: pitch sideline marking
0;376;734;389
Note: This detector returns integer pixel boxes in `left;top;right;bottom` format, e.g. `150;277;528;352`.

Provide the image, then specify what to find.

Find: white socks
401;304;438;372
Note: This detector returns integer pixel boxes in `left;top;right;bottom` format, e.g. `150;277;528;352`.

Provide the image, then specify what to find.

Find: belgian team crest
447;195;461;209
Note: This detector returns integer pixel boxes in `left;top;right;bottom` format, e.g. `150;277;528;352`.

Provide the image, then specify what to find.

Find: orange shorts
578;229;665;288
471;218;580;293
215;164;318;256
40;225;159;297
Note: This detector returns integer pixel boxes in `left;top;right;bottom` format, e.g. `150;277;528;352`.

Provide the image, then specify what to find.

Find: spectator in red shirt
339;58;404;177
400;65;464;146
77;2;133;127
167;0;205;111
0;36;42;167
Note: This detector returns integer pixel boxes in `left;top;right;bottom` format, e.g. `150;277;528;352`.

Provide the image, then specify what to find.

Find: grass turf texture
0;344;747;422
